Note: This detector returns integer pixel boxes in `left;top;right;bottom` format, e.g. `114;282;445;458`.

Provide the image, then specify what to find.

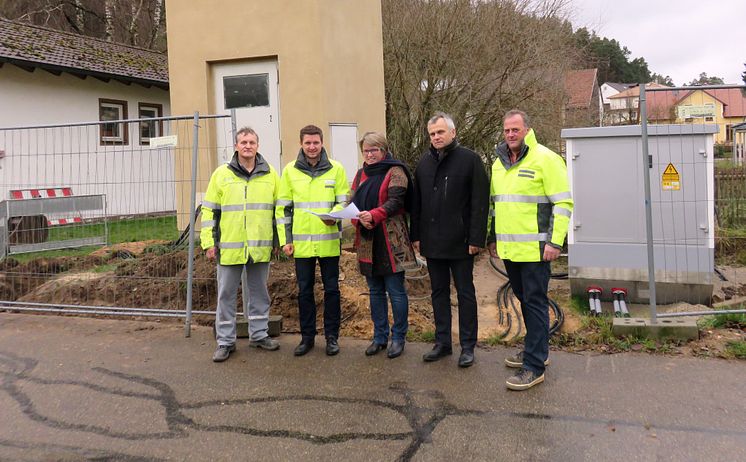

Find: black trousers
295;256;341;340
503;259;551;375
426;256;477;351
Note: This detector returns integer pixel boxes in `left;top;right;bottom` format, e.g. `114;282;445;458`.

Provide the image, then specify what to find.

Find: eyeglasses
363;148;381;155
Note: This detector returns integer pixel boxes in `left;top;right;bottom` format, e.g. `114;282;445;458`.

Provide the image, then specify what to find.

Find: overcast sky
569;0;745;86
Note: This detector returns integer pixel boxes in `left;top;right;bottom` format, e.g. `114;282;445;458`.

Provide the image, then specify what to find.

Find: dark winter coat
410;139;490;259
351;164;417;277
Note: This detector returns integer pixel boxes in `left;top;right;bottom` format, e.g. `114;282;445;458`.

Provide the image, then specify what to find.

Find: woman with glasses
351;131;417;359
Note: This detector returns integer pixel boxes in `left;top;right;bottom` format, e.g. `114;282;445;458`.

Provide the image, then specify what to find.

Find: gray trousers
215;262;271;346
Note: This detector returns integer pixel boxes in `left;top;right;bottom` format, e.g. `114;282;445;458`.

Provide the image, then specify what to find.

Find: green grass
8;216;180;263
569;295;591;315
484;332;520;347
48;216;179;243
715;159;739;169
91;263;119;273
698;312;746;330
551;314;681;353
407;329;435;343
725;340;746;359
10;246;100;263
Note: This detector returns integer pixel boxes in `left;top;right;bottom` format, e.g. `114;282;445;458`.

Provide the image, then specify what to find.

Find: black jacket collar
294;147;332;177
428;138;460;162
495;142;529;170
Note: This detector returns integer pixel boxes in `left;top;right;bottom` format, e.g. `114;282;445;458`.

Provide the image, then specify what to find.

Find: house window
705;117;714;122
223;74;269;109
138;103;163;145
726;124;733;143
99;98;128;145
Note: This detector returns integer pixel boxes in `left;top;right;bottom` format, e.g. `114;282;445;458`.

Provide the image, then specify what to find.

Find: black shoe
387;340;405;359
365;341;387;356
458;349;475;368
422;343;453;362
326;337;340;356
293;340;314;356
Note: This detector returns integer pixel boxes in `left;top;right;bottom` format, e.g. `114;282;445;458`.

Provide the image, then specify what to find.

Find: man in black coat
411;112;490;367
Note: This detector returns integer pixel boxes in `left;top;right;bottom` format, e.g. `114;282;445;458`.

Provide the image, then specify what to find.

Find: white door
212;59;281;169
329;123;359;184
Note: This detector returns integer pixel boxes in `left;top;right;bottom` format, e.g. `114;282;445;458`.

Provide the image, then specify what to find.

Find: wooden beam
15;63;35;73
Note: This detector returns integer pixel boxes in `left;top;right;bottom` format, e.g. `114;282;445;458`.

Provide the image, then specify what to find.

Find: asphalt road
1;313;745;461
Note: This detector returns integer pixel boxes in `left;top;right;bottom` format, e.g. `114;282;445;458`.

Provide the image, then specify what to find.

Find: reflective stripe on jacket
200;152;279;265
276;149;350;258
488;129;573;262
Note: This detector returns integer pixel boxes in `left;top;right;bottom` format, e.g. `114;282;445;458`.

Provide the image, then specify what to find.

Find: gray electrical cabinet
561;124;718;304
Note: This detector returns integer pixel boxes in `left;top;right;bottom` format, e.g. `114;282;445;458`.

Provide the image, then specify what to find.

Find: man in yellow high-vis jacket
276;125;350;357
487;110;573;390
201;127;280;362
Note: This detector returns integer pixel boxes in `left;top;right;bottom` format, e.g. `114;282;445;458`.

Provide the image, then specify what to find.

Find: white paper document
303;202;360;221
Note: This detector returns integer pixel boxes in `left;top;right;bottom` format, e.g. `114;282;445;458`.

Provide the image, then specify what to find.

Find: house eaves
0;17;168;90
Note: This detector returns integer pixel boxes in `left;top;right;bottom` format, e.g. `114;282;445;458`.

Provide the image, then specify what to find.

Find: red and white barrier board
9;188;83;226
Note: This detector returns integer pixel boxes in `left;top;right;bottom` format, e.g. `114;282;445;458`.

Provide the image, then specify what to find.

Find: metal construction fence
0;113;235;335
563;83;746;322
4;93;746;338
640;84;746;317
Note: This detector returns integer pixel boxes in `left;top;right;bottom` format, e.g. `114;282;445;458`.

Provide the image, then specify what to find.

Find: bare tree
382;0;578;167
103;0;114;42
146;0;164;49
72;0;84;32
0;0;167;51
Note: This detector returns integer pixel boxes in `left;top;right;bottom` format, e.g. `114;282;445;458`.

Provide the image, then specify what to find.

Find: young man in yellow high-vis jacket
488;110;573;390
276;125;350;357
201;127;280;362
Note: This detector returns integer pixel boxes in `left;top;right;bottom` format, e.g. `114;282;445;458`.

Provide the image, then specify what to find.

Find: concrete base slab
612;317;699;341
236;315;283;338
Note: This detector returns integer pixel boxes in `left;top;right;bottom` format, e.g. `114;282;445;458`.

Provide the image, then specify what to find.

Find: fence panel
0;114;232;317
715;169;746;228
641;84;746;311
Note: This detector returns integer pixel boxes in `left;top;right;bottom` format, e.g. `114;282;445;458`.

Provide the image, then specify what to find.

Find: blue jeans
365;272;408;344
295;256;341;340
503;259;551;375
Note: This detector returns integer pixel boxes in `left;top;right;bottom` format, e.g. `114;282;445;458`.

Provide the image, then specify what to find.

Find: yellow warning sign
662;163;680;191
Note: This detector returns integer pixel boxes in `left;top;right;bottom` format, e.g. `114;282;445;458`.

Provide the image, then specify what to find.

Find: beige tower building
166;0;386;222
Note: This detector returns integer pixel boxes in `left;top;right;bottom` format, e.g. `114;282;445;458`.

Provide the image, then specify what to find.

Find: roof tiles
0;18;168;87
564;68;598;109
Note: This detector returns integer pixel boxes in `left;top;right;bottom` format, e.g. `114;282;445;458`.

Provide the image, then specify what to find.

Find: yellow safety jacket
200;153;279;265
276;149;350;258
488;129;573;262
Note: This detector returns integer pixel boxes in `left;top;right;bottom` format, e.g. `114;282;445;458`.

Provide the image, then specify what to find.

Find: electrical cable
490;256;564;338
172;204;202;249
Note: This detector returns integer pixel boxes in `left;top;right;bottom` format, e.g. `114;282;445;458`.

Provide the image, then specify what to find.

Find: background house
603;82;671;125
0;18;169;130
0;18;172;216
563;68;601;128
600;82;631;125
646;87;746;147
